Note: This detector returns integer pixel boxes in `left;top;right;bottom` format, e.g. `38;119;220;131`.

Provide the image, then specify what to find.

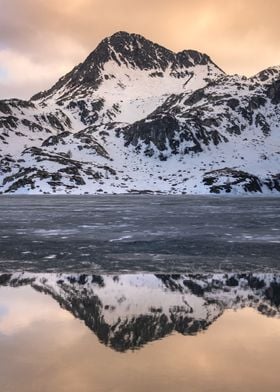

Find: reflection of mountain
1;273;280;351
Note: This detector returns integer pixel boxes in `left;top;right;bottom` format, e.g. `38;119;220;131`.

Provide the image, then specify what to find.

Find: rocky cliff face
0;32;279;194
1;272;279;351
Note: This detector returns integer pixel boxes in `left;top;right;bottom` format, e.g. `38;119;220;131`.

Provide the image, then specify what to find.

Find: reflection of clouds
0;304;8;317
0;286;73;335
0;296;280;392
144;309;280;391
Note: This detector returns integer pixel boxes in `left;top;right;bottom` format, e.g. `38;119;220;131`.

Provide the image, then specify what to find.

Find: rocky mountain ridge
0;31;279;194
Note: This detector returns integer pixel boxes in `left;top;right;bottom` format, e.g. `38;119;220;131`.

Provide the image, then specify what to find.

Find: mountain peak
94;30;175;71
31;31;222;102
98;31;218;70
107;30;146;41
104;31;168;49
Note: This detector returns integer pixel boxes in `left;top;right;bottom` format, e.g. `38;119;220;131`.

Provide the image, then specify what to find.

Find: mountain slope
0;32;279;194
31;31;223;125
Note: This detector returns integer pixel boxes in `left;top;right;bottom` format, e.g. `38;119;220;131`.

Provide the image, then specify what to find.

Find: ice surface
0;195;279;273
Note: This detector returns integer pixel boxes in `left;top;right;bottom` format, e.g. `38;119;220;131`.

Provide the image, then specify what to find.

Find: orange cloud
1;0;280;98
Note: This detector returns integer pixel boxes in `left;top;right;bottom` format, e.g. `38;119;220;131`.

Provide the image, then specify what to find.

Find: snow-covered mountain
0;31;279;194
1;272;279;351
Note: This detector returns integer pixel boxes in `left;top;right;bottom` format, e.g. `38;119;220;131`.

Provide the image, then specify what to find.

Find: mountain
0;31;279;194
1;272;280;351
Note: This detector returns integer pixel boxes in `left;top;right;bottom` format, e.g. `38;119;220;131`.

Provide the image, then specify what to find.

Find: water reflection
1;273;280;392
0;273;280;351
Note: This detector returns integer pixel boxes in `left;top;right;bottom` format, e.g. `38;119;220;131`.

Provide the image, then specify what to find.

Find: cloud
1;0;280;99
0;43;86;99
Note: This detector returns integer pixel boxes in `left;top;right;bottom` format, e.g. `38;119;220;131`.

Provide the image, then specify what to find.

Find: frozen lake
0;195;279;273
0;196;280;391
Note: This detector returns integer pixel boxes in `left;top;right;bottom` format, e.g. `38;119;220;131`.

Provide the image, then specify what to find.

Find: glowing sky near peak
1;0;280;99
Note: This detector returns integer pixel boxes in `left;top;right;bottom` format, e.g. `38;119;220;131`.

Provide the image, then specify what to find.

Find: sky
1;0;280;99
